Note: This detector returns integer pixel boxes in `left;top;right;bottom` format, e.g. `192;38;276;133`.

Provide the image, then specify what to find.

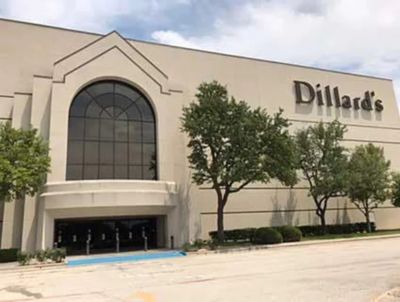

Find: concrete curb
0;261;65;272
187;233;400;256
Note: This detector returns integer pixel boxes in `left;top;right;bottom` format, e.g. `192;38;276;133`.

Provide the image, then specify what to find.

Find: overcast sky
1;0;400;105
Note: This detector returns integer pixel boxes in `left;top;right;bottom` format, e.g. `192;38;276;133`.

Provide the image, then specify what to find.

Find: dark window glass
67;141;83;164
100;119;113;141
69;118;84;140
99;165;113;179
143;144;156;166
115;165;128;179
66;81;157;180
129;121;142;142
85;119;99;140
84;142;99;164
129;143;142;165
115;83;140;101
143;165;156;180
86;101;102;118
84;165;98;180
115;143;128;165
129;166;142;179
126;104;141;120
114;94;133;112
87;82;113;98
100;142;113;164
115;120;128;141
96;94;114;112
136;98;154;121
70;92;92;117
143;123;155;143
66;165;82;180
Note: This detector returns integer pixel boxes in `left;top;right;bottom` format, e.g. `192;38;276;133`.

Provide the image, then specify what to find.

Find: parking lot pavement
1;237;400;302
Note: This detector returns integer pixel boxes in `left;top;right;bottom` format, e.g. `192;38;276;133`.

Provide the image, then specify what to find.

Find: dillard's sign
294;80;384;112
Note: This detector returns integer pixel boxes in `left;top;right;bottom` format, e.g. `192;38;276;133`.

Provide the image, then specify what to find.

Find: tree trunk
365;208;372;233
319;212;327;234
217;200;225;243
315;200;327;234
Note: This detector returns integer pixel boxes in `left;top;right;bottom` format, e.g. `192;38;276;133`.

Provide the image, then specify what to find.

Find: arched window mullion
67;80;157;181
115;94;144;121
85;90;113;118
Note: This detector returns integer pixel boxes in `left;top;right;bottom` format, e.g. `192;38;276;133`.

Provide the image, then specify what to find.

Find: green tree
347;143;390;232
181;81;297;242
295;121;348;231
0;122;50;203
391;172;400;207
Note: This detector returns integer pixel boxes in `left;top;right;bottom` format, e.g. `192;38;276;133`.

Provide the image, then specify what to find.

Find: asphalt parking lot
1;237;400;302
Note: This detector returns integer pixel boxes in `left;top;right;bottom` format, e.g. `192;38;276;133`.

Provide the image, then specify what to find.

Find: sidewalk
189;233;400;255
2;233;400;271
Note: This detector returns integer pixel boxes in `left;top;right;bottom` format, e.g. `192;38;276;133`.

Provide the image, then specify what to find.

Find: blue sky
1;0;400;104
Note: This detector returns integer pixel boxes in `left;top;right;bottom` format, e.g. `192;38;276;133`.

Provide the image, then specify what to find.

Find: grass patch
302;229;400;241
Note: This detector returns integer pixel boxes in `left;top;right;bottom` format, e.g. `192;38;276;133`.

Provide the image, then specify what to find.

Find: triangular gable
53;31;173;94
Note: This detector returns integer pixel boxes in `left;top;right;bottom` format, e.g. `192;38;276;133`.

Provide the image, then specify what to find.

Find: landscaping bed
182;222;399;252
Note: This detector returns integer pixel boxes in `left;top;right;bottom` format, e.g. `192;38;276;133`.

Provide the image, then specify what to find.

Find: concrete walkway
1;236;400;301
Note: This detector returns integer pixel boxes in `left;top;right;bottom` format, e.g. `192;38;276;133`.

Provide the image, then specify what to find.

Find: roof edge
0;17;393;82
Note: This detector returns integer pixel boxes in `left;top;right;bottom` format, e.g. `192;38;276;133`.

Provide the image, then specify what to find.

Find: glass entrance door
54;217;158;255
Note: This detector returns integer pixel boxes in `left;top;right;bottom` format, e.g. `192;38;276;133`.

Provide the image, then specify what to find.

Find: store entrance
54;216;158;255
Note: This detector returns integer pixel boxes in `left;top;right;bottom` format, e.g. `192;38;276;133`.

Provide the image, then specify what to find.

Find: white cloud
1;0;400;106
0;0;191;33
151;0;400;105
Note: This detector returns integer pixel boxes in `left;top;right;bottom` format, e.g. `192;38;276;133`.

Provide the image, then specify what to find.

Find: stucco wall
0;18;399;250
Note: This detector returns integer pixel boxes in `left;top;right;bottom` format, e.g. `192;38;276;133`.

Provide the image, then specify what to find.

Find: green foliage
275;225;302;242
17;251;34;265
252;227;283;245
298;222;376;237
0;122;50;202
295;120;348;228
0;248;18;263
182;81;297;189
17;248;66;265
209;228;256;242
391;172;400;207
347;144;390;232
35;250;47;262
209;226;302;243
48;248;66;263
181;81;297;241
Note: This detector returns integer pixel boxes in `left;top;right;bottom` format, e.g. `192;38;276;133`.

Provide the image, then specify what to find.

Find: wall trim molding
53;45;177;95
289;118;400;131
201;206;398;215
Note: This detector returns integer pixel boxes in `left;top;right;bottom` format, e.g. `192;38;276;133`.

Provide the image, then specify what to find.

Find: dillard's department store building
1;19;400;254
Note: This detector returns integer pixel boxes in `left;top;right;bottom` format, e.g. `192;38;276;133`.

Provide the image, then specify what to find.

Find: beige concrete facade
1;18;400;252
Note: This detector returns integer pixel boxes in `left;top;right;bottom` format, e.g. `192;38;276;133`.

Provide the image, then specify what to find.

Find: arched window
66;81;157;180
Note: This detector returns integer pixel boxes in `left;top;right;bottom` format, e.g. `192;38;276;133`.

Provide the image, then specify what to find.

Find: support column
35;202;53;250
1;199;24;249
1;93;32;249
21;77;52;251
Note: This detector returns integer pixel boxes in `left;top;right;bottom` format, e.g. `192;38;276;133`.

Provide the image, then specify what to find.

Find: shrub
209;228;256;242
298;222;377;237
17;251;34;266
35;250;47;263
0;248;18;263
275;226;302;242
17;248;66;265
252;227;283;245
48;248;66;263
